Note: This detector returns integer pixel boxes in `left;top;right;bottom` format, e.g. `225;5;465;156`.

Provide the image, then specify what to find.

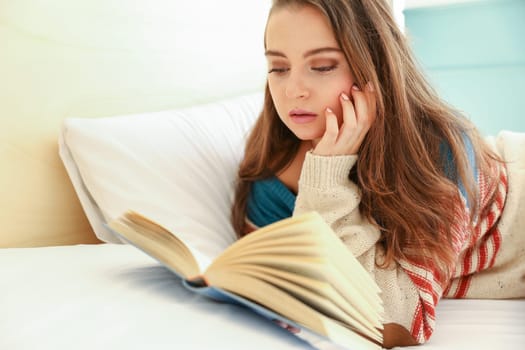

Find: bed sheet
1;244;523;350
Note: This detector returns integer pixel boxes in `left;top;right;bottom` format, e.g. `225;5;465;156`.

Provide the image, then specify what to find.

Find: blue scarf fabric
246;176;296;228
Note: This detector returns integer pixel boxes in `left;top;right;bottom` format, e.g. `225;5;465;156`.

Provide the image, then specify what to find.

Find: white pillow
60;93;263;258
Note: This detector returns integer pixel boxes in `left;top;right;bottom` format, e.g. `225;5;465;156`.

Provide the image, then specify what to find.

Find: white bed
2;244;524;350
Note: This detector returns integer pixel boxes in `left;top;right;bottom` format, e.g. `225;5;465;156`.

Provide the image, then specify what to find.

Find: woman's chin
293;131;324;142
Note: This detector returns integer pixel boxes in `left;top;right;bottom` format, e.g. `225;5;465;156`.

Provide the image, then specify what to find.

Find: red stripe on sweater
410;304;424;343
409;301;435;343
500;168;508;188
486;210;496;233
496;188;505;211
443;281;452;296
457;246;472;298
408;163;507;341
406;272;433;297
459;163;507;293
488;227;502;268
403;268;439;342
487;166;507;268
454;274;472;298
406;263;442;299
463;210;493;277
478;233;488;270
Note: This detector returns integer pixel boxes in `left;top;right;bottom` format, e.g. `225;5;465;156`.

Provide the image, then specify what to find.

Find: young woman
231;0;525;347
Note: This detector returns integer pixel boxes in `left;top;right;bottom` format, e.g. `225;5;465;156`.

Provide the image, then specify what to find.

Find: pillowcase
60;93;263;258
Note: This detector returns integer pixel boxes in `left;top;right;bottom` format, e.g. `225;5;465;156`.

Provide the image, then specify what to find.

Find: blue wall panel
404;0;525;135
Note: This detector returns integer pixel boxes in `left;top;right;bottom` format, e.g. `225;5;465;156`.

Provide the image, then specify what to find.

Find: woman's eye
268;67;289;74
312;65;337;72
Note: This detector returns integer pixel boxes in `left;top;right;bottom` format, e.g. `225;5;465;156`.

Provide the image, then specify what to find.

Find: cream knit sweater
293;131;525;343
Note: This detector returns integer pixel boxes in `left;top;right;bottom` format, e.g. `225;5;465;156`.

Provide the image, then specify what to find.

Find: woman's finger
351;83;371;130
273;320;301;334
325;107;340;137
312;107;339;155
335;87;360;153
346;82;376;153
339;91;357;131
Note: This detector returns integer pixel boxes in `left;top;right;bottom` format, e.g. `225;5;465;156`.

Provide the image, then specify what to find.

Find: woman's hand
273;319;301;334
313;82;376;156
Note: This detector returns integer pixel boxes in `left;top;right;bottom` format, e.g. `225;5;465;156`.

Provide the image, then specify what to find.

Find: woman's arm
293;152;469;346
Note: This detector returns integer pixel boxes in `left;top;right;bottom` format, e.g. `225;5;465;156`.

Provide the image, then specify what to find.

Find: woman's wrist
298;151;357;190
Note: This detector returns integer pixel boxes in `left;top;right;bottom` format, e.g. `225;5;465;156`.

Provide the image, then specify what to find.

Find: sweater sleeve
292;152;464;343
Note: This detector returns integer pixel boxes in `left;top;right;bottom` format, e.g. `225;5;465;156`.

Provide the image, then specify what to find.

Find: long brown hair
231;0;499;279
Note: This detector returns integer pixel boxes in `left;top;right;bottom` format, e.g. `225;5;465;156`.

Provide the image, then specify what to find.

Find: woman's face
265;5;355;143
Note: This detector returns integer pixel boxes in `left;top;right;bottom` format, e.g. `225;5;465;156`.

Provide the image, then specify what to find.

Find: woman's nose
285;73;310;99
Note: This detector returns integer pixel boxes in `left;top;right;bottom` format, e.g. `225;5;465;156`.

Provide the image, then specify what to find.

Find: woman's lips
289;109;317;124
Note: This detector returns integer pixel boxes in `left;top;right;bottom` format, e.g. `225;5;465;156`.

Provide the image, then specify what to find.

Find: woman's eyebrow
265;47;342;58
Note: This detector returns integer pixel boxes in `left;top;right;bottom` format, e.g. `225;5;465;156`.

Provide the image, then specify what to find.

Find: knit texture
292;133;524;344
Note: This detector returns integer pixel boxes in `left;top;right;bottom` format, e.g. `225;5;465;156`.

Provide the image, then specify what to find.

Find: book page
204;212;383;342
204;269;380;350
186;242;213;274
225;259;381;340
128;211;218;272
107;211;203;278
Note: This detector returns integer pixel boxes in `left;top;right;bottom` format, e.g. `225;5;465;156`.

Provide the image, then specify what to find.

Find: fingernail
352;84;360;91
366;82;374;92
341;92;349;101
326;107;333;113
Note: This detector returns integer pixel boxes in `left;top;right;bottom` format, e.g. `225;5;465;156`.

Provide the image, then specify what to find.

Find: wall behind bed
0;0;271;247
404;0;525;135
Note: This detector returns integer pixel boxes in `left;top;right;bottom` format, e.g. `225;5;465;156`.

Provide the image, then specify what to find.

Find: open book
106;211;384;350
